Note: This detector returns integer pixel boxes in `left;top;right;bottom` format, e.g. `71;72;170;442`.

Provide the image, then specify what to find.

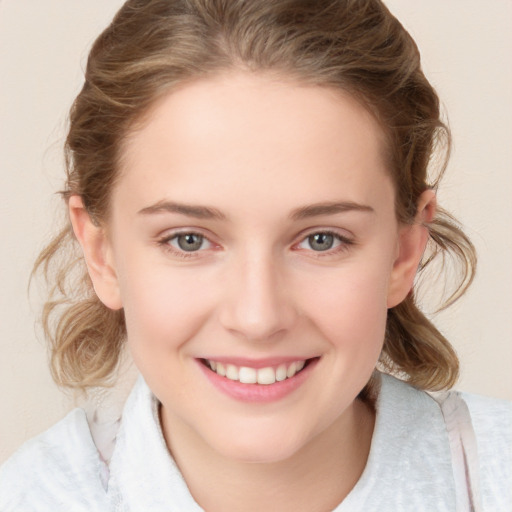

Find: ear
387;190;436;308
68;195;123;310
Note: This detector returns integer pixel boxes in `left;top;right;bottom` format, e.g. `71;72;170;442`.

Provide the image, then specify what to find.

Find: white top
1;373;510;511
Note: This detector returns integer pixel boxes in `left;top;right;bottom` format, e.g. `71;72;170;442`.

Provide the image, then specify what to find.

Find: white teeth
216;362;226;377
286;362;297;378
226;364;239;381
257;367;276;385
239;367;257;384
207;359;308;384
275;364;287;381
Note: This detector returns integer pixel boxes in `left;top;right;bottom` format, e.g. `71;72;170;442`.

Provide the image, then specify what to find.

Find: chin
209;423;309;464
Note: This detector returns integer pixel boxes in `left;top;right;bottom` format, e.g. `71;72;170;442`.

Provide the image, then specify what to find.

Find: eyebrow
138;200;227;220
290;201;375;220
138;199;374;221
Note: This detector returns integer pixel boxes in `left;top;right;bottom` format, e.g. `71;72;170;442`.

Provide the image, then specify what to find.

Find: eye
305;233;336;251
168;233;212;252
296;231;351;252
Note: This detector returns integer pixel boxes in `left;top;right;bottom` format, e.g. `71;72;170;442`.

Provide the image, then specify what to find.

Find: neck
160;399;375;512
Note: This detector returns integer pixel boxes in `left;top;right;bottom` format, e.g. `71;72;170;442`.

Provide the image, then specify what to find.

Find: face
82;72;421;464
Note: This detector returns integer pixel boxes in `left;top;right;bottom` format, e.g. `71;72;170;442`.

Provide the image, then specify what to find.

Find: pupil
177;234;203;251
309;233;333;251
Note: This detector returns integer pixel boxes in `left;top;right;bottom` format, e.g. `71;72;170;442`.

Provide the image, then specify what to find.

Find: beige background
1;0;511;464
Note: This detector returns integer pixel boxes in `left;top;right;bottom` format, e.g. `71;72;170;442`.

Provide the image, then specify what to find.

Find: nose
218;249;297;342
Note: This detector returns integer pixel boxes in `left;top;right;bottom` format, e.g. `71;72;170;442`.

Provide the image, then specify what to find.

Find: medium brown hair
35;0;476;391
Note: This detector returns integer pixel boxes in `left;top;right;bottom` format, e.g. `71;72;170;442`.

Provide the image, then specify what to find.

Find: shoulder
460;391;512;509
0;408;109;511
461;390;512;438
363;374;511;510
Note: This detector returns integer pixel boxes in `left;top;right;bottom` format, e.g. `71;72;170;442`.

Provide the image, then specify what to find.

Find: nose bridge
219;244;295;341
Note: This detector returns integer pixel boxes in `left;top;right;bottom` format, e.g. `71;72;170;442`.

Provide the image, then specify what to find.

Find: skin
70;71;435;511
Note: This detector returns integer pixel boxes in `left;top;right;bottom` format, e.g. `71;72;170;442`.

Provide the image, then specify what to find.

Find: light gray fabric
1;373;510;511
430;390;482;511
461;391;512;510
0;409;109;511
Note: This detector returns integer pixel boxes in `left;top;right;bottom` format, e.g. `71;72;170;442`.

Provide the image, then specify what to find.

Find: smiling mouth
201;358;316;385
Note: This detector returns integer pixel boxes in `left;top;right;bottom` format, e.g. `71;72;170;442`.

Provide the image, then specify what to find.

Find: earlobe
68;195;123;310
387;190;436;308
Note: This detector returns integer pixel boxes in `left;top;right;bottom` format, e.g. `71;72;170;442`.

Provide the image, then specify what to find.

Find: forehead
116;71;392;217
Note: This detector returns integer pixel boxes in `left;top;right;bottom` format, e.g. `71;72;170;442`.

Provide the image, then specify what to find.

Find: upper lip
199;356;317;369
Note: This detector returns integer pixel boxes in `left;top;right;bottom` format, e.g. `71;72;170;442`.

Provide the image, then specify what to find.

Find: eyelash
157;229;355;259
157;231;214;259
294;230;354;257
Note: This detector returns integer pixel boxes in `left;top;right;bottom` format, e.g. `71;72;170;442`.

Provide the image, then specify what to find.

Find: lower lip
197;358;318;403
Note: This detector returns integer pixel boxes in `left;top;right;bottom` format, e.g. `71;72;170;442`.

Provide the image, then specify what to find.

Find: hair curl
35;0;476;392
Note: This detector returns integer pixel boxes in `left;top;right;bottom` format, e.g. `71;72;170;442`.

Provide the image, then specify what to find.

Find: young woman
1;1;510;510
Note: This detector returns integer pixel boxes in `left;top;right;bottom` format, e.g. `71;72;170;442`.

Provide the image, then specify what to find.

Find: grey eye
174;233;205;252
308;233;335;251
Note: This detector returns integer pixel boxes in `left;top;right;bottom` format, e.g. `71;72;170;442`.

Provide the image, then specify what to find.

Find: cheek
297;262;391;351
116;259;217;358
